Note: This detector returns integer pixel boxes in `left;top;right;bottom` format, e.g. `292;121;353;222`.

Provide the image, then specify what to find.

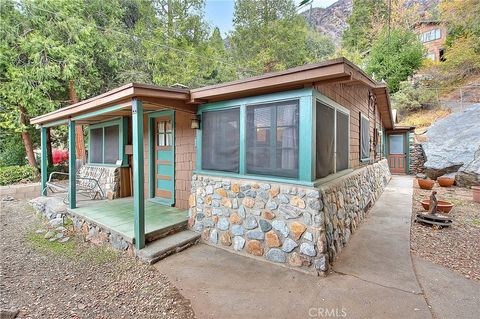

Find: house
413;20;447;62
31;58;413;274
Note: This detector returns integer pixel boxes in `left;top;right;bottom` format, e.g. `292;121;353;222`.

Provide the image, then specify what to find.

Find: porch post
68;119;76;209
40;126;48;195
132;98;145;250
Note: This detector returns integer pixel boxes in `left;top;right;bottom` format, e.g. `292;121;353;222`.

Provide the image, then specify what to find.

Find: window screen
90;127;103;163
336;111;349;171
202;108;240;172
246;100;299;178
316;101;335;178
104;125;119;164
360;114;370;161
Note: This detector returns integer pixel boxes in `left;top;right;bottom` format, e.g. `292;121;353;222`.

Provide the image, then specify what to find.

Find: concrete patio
155;176;480;319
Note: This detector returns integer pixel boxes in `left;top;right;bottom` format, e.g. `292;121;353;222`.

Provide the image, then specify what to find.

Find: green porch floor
67;197;188;243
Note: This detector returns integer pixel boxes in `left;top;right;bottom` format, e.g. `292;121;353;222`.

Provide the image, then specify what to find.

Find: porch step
137;230;200;264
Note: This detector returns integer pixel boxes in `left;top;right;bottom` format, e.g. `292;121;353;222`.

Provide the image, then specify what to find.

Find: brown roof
31;58;393;128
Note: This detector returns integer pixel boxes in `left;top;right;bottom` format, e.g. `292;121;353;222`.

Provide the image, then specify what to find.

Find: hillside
301;0;440;45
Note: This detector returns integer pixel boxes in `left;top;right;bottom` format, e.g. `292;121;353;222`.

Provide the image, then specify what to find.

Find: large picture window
88;120;123;165
201;108;240;173
316;100;350;179
360;113;370;161
246;100;299;178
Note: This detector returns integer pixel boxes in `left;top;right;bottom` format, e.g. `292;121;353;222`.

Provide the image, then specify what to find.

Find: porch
67;197;188;244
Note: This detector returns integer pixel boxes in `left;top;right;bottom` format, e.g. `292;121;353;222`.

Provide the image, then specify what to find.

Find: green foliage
0;165;38;185
341;0;388;53
228;0;334;75
0;132;27;166
366;28;424;92
392;81;438;113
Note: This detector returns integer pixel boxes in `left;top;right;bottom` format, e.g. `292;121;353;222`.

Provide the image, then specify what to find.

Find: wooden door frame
147;110;175;204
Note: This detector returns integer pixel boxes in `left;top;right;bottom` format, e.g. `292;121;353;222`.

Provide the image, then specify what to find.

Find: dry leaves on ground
410;180;480;281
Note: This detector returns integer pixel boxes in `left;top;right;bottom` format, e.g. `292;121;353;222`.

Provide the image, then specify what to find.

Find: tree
341;0;388;54
228;0;334;76
440;0;480;77
366;28;424;92
0;0;125;168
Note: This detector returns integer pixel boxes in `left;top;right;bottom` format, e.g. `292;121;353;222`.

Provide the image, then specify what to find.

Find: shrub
0;133;27;166
392;81;439;113
0;165;38;186
52;149;69;164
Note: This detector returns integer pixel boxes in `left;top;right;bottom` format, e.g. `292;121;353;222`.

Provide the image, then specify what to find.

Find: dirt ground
411;180;480;282
0;200;195;319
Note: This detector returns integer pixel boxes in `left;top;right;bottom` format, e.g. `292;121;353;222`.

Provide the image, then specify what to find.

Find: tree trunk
19;106;37;168
69;80;86;161
46;127;53;166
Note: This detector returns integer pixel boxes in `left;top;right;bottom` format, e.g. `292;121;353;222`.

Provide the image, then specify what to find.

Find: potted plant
416;174;435;190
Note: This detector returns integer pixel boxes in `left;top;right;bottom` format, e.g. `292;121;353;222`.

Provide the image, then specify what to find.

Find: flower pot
418;179;435;190
437;176;455;187
421;199;454;213
472;186;480;203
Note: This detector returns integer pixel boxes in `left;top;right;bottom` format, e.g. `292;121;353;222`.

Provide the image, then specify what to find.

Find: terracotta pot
472;186;480;203
421;199;454;213
437;176;455;187
418;179;435;190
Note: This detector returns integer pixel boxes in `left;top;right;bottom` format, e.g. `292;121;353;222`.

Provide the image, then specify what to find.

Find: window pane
90;127;103;163
165;120;172;133
389;135;404;155
104;125;119;164
316;101;335;178
246;100;299;178
336;111;349;171
157;133;165;146
158;122;165;133
360;115;370;160
165;132;172;146
202;108;240;173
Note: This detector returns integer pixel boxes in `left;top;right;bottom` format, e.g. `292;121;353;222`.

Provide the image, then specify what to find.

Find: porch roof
30;58;394;129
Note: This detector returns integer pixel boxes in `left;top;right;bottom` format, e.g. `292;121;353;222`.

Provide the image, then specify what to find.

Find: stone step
137;230;200;264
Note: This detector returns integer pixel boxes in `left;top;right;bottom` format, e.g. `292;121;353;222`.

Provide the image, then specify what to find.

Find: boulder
422;104;480;184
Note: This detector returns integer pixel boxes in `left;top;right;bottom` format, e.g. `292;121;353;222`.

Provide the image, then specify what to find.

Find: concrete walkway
155;176;479;318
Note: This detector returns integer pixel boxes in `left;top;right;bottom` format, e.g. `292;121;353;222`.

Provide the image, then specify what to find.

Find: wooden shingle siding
315;83;383;169
173;112;196;209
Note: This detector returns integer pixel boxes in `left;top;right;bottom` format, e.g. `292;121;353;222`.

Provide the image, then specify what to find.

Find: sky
204;0;339;36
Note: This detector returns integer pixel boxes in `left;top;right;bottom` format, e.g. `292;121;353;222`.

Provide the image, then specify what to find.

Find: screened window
201;108;240;173
316;100;349;179
360;113;370;161
316;101;335;178
246;100;299;178
89;123;121;165
336;110;349;171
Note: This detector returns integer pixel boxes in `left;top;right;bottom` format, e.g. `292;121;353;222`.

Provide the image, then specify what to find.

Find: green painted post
68;120;76;208
132;98;145;250
298;95;314;182
40;127;48;195
239;105;246;174
406;131;411;175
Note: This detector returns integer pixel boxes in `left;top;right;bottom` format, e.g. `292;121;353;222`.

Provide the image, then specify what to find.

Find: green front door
153;113;175;205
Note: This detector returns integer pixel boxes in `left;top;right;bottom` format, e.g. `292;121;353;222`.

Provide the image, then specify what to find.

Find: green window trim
87;117;128;167
196;88;314;183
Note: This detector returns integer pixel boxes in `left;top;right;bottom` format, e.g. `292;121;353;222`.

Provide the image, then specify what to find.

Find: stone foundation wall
77;165;120;199
320;159;391;263
188;159;391;275
410;143;426;175
29;196;134;254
